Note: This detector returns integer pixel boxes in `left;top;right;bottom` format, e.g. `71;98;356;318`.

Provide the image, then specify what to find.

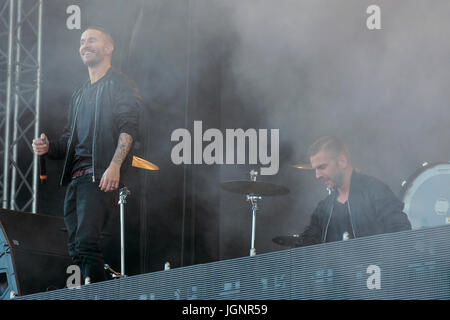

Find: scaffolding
0;0;42;213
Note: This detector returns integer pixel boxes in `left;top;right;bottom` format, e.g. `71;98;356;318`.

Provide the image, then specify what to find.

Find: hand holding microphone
32;133;49;184
32;133;49;156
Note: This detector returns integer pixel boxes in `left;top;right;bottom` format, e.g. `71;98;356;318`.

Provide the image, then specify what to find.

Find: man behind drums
298;136;411;246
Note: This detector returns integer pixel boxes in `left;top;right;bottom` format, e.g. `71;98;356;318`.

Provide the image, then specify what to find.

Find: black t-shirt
72;81;99;173
325;200;355;242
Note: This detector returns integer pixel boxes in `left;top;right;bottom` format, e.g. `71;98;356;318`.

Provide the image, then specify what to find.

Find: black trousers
63;174;117;283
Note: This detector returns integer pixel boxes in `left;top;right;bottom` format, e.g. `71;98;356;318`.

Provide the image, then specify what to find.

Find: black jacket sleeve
299;201;325;246
369;178;412;233
113;76;142;141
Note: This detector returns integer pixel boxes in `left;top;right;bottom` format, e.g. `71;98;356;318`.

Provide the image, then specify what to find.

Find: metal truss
0;0;42;213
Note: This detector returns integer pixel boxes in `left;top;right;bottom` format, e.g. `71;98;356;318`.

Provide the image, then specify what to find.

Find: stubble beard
81;50;104;67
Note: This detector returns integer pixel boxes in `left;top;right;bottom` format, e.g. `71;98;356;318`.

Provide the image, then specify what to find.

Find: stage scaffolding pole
1;0;42;213
0;0;15;210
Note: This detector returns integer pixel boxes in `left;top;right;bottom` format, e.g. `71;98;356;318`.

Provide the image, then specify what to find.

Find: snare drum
401;162;450;229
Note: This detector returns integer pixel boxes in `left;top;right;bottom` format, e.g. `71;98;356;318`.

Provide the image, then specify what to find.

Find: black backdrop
38;0;229;275
32;0;450;276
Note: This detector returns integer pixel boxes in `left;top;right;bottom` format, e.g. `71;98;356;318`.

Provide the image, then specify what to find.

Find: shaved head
84;26;114;46
308;136;349;161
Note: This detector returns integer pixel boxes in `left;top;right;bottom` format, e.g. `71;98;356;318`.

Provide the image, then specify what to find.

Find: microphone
38;137;47;184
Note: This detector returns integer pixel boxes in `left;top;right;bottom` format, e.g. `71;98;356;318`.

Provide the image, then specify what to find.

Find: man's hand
32;133;49;156
100;132;133;192
99;162;120;192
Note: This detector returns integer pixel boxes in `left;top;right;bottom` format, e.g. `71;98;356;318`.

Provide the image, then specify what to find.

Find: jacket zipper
322;200;334;242
61;93;82;186
322;195;357;242
346;201;357;239
91;84;102;183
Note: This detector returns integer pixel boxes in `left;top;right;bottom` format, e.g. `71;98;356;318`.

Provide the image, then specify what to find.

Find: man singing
32;26;142;283
298;136;411;246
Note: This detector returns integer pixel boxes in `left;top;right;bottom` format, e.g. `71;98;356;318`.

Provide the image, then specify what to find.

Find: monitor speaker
0;209;73;299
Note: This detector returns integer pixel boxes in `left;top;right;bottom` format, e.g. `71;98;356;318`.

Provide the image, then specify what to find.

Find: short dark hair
84;25;114;46
307;136;349;159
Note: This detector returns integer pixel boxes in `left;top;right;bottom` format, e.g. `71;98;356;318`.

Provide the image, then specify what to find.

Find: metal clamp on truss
0;243;11;259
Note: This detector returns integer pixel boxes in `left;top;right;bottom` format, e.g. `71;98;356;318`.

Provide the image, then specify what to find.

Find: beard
81;50;104;67
323;168;344;190
332;170;345;189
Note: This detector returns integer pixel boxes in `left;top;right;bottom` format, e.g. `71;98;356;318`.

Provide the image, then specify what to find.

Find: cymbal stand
118;187;130;277
247;194;261;256
104;264;122;279
247;169;261;257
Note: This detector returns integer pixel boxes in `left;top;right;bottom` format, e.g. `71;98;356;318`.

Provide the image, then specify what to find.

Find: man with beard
298;136;411;246
32;26;142;284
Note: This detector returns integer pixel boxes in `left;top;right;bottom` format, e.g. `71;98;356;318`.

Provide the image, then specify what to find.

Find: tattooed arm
99;133;133;192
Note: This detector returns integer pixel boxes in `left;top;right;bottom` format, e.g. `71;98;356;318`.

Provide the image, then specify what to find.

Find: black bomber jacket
47;67;142;186
299;170;412;246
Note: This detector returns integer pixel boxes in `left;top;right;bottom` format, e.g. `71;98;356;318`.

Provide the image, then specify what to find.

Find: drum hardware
247;193;261;257
104;264;122;279
292;163;313;170
117;156;158;278
272;234;301;248
342;231;350;241
118;187;130;278
220;173;290;197
401;162;450;229
221;169;290;256
248;169;260;257
132;155;159;171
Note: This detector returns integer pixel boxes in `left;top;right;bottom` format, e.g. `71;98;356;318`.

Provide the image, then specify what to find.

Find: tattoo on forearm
112;133;133;166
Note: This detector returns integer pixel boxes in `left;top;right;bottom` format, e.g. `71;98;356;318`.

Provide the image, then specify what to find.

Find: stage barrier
11;223;450;300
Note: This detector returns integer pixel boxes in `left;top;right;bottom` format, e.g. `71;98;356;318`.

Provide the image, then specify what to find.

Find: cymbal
132;156;159;171
272;234;301;247
292;163;313;170
220;180;290;196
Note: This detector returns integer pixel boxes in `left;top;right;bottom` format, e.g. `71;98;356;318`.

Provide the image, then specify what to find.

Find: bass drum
401;162;450;229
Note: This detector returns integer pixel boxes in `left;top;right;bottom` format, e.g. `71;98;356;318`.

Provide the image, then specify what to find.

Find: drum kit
290;161;450;232
400;162;450;230
126;157;450;270
220;160;450;256
221;169;290;256
222;160;450;253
